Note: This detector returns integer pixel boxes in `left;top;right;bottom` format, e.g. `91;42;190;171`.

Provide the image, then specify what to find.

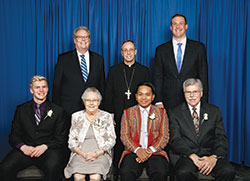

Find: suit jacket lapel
148;106;154;132
72;49;85;83
198;102;207;137
27;100;37;127
87;50;96;84
182;103;199;141
39;100;53;126
168;41;179;77
181;39;192;74
136;105;141;138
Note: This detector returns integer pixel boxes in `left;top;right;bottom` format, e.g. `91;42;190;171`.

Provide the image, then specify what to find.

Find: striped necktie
35;104;41;125
192;107;199;136
80;54;88;82
177;43;182;72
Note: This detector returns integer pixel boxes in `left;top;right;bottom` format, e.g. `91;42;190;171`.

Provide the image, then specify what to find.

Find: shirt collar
33;100;47;115
188;102;201;115
77;49;89;57
172;37;187;46
139;105;151;113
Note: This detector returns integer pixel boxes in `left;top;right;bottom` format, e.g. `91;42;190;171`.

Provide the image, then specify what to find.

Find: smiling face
121;42;137;65
30;80;48;104
84;91;101;114
136;85;155;108
184;83;203;107
170;16;188;41
74;29;90;54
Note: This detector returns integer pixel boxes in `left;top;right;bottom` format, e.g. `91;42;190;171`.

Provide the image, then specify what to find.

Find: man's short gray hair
81;87;102;102
183;78;203;92
30;75;47;87
73;26;90;39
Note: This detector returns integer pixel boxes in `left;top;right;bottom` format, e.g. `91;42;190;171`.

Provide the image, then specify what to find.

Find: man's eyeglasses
76;36;90;40
185;91;200;96
84;99;99;104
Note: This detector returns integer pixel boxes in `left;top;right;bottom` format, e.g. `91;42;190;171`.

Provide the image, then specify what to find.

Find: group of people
0;14;236;181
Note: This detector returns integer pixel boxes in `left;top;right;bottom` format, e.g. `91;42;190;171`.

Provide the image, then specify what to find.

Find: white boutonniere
44;109;53;119
201;113;208;124
149;113;156;120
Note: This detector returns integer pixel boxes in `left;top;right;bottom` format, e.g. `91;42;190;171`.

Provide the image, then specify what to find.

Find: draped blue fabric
0;0;249;166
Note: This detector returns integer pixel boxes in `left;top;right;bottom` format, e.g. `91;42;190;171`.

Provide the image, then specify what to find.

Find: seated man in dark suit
119;82;169;181
169;78;235;181
0;75;67;181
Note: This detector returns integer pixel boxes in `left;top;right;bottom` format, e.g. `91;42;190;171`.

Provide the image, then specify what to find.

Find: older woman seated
64;87;116;181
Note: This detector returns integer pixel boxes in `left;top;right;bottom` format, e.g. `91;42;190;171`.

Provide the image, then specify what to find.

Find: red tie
192;107;199;136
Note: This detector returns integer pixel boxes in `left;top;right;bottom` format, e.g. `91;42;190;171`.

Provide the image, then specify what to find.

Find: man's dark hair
136;81;155;95
121;40;136;50
171;14;187;25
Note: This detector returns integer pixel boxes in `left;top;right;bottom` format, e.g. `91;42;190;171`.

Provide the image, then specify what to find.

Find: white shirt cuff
134;147;141;154
149;146;156;153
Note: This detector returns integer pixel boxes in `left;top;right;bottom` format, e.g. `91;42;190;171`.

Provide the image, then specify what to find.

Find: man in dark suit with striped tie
0;75;67;181
52;26;105;122
169;78;235;181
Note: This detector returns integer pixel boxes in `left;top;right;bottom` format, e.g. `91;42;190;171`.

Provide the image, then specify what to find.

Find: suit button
35;132;38;134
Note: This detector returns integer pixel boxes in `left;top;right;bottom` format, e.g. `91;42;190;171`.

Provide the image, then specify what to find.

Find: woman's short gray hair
183;78;203;92
81;87;102;102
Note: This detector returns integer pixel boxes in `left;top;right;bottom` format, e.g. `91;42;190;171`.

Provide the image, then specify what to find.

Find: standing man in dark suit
0;75;67;181
53;26;105;120
169;78;235;181
104;40;150;176
152;14;208;111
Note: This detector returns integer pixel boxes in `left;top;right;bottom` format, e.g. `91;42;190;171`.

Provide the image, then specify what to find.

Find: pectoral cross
125;89;131;100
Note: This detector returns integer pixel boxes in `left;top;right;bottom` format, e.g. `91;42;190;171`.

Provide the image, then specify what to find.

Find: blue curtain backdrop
0;0;249;166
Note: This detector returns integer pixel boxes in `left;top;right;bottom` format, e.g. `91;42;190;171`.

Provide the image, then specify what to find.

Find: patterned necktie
192;107;199;136
80;54;88;82
35;104;41;125
177;43;182;72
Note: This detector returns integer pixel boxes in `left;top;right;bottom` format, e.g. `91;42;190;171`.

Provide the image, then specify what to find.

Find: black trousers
113;124;124;174
174;156;235;181
0;148;64;181
120;153;169;181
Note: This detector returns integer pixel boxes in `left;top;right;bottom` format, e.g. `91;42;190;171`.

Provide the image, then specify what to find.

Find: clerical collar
123;61;135;68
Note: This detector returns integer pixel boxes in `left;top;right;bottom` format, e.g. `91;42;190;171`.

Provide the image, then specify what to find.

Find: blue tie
177;43;182;72
35;104;41;125
80;55;88;82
